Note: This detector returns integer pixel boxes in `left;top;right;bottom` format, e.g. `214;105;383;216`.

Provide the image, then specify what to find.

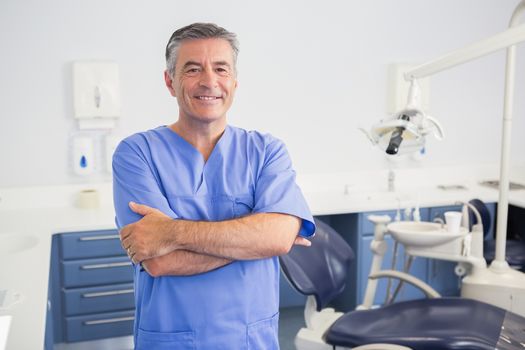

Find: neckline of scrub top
161;124;231;164
159;125;232;194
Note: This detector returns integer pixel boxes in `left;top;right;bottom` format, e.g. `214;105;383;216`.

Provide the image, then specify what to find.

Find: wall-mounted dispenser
73;61;120;129
72;136;95;176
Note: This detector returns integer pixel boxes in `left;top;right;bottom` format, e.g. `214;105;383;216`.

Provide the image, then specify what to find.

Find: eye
216;67;230;76
184;67;200;75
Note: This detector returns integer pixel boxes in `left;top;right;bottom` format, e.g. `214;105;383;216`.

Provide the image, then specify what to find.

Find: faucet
433;217;445;229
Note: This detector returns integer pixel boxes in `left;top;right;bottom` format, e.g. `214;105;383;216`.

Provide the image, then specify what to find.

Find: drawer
61;256;134;288
63;283;135;316
59;229;124;260
360;210;397;235
65;309;135;342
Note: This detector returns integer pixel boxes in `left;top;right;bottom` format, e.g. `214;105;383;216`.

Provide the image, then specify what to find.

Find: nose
198;69;218;89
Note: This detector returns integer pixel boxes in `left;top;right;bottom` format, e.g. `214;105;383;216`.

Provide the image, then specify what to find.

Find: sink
387;221;467;247
0;233;39;255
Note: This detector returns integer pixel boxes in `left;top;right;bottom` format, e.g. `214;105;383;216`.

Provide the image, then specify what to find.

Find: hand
293;236;311;247
120;202;176;264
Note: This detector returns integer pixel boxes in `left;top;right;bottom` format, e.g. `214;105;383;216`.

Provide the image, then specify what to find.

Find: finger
293;236;311;247
128;248;138;263
129;202;156;216
121;236;132;251
132;252;143;264
119;226;131;240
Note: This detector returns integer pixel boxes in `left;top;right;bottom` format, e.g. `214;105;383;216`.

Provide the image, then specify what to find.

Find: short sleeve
252;138;315;237
112;139;178;230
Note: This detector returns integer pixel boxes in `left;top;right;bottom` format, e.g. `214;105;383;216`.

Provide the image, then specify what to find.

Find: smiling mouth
195;96;221;100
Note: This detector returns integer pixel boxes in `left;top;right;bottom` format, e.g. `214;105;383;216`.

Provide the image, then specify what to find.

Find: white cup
444;211;462;233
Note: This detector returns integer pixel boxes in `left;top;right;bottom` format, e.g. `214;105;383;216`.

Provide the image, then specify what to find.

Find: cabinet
48;227;306;344
49;229;135;344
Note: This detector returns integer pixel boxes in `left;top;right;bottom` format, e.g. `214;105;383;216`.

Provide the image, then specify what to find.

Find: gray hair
165;23;239;77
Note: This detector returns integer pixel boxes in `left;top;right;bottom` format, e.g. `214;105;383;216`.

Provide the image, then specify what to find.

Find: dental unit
276;2;525;349
362;0;525;316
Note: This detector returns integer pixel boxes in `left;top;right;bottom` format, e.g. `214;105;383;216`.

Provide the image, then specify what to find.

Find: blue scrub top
113;125;315;350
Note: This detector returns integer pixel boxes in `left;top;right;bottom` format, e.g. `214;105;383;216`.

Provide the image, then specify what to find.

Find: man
113;23;315;349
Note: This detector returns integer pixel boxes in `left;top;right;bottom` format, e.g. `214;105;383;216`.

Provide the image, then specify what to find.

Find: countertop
299;164;525;215
0;205;116;350
1;163;525;349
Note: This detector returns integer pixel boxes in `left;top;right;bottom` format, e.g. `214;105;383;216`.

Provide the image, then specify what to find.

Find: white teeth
196;96;219;100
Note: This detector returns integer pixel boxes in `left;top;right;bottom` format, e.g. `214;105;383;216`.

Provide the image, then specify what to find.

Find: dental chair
280;218;525;350
468;199;525;272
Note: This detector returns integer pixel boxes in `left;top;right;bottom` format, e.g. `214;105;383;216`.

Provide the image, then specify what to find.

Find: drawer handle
84;316;135;326
80;261;132;270
82;289;134;298
79;234;120;241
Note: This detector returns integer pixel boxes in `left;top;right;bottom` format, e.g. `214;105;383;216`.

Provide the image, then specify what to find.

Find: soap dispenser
72;136;95;176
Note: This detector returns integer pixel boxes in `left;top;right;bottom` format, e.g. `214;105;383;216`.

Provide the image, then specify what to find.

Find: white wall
1;0;524;187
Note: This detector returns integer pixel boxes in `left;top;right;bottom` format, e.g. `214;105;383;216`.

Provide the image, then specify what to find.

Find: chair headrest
280;219;355;310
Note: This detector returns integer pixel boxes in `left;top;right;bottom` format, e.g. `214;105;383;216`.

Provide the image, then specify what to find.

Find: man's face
164;38;238;125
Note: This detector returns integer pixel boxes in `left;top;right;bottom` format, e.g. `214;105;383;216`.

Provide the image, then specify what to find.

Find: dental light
362;79;444;155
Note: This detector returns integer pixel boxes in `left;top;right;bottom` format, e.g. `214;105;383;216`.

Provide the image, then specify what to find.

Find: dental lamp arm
406;78;421;110
405;79;444;140
404;23;525;81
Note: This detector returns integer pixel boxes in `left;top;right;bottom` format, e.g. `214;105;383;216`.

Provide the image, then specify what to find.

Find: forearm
171;213;301;260
141;249;232;277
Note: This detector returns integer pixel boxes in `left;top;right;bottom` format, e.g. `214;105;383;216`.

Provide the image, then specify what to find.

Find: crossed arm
120;201;310;277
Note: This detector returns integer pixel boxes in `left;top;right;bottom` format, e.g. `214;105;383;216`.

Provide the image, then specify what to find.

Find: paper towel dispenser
73;61;120;129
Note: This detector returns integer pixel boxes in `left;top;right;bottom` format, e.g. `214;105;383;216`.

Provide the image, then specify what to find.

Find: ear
164;70;177;97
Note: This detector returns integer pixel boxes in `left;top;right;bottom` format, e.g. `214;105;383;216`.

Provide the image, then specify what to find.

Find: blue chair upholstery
280;218;525;350
468;199;525;270
326;298;505;350
280;219;354;310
